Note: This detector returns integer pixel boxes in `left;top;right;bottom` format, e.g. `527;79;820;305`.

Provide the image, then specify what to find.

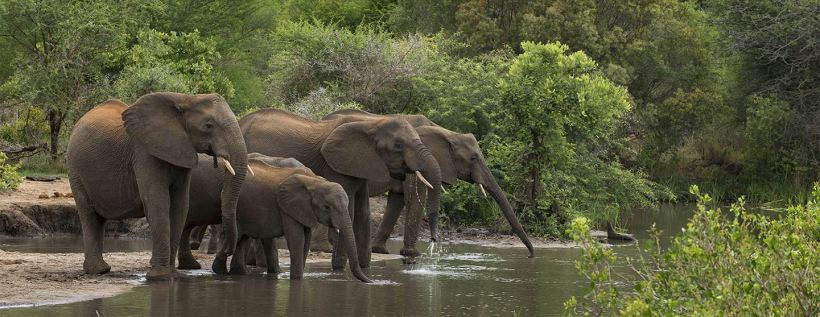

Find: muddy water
0;204;694;316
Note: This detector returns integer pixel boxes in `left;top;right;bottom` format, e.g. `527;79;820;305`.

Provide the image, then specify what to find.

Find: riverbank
0;248;403;308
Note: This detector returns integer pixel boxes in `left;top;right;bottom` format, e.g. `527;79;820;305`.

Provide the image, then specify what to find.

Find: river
0;204;694;316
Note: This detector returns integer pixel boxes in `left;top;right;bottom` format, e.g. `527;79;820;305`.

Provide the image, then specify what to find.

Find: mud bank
0;179;148;236
0;249;402;308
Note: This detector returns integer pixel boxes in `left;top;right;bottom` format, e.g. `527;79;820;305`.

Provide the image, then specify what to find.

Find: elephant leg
177;224;201;269
261;238;279;275
206;224;221;254
331;193;355;270
401;181;424;257
168;172;191;272
254;239;267;268
212;247;229;275
354;186;371;268
190;225;205;250
372;190;405;254
302;228;311;269
284;217;307;279
136;166;175;281
309;224;333;253
229;236;250;275
73;178;110;275
244;239;257;266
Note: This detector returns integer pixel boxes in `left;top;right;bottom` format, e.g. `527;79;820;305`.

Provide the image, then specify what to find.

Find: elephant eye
393;142;403;150
470;154;478;161
202;122;214;131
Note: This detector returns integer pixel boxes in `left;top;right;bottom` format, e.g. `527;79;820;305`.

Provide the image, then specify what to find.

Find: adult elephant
239;109;442;269
323;110;535;258
179;154;371;282
67;92;249;280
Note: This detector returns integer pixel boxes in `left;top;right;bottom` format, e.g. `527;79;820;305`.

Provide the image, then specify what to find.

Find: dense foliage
0;152;21;191
566;184;819;315
0;0;815;236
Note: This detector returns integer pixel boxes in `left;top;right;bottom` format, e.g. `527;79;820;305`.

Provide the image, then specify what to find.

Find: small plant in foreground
566;183;819;316
0;152;22;191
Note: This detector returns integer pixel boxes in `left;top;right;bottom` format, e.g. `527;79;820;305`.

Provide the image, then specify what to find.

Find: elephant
239;109;442;269
322;109;535;257
178;154;371;282
66;92;249;280
186;153;305;260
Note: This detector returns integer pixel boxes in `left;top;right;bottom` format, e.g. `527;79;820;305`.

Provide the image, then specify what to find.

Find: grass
17;153;68;177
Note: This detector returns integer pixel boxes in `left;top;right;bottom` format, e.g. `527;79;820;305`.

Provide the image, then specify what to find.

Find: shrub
0;152;22;191
565;183;820;316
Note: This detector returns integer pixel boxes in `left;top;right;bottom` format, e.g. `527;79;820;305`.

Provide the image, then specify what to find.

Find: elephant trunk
412;140;442;242
219;129;249;256
485;177;535;257
334;212;372;283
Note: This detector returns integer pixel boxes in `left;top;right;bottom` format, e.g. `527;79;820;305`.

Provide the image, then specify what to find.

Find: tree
0;0;130;161
113;29;234;103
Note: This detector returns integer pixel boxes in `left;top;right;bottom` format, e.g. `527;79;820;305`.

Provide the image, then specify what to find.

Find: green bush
0;152;22;191
566;183;819;316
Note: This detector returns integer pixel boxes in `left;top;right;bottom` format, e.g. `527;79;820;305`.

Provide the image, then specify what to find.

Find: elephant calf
180;154;371;282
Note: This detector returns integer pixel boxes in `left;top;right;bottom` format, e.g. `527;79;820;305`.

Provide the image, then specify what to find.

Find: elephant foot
146;266;176;281
190;242;201;250
177;258;202;270
269;264;281;275
400;247;421;257
83;259;111;275
212;257;228;275
371;244;390;254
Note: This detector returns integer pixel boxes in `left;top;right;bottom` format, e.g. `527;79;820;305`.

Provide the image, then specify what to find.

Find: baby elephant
179;154;371;282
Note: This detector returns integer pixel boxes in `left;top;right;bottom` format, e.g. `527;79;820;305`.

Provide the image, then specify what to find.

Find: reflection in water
0;204;694;316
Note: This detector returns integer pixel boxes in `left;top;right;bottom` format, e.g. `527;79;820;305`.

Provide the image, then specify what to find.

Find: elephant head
276;174;372;283
321;118;442;239
417;126;535;257
122;92;248;256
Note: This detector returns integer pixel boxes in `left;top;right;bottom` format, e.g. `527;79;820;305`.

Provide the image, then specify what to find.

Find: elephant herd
65;92;534;283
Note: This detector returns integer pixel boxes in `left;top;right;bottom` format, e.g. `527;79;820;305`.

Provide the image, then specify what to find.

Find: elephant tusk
478;184;488;197
415;171;434;189
222;158;236;176
441;185;447;194
248;165;255;176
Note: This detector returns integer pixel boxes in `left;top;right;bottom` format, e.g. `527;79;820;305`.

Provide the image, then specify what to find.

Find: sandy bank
0;249;401;308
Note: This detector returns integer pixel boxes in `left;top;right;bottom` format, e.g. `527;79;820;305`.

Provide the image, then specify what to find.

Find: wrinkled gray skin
323;109;535;258
187;154;305;253
66;92;248;280
179;155;370;282
240;109;442;269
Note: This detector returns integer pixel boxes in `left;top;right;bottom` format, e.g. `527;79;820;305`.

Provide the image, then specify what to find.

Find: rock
25;175;61;182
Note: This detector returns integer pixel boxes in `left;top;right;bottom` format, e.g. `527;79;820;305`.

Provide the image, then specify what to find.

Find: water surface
0;204;694;316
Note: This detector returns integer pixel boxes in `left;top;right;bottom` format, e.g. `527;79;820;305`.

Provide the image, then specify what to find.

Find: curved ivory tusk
247;165;255;176
415;171;434;189
478;184;488;197
441;185;447;194
222;158;236;176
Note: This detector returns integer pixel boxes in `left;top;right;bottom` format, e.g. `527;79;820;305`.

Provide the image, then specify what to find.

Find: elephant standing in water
178;155;371;282
323;110;535;257
239;109;442;269
66;92;249;280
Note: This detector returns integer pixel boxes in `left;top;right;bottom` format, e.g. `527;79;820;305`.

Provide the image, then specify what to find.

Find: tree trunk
48;110;64;162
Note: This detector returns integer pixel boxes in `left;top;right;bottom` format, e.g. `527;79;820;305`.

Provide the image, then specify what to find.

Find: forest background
1;0;817;237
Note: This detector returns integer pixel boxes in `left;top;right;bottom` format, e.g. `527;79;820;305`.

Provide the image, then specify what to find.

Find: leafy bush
114;29;234;103
488;41;668;236
0;152;22;191
565;184;820;316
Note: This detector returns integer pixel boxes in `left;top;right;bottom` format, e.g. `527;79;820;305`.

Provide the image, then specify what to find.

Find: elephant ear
321;121;390;182
276;174;319;229
122;92;197;168
417;126;457;184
